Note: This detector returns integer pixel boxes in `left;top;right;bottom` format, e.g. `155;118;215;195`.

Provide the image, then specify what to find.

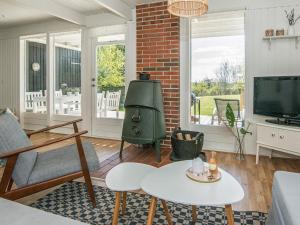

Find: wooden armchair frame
0;119;97;207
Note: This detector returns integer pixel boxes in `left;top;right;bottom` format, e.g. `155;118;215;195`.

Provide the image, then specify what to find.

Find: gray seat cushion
28;142;100;185
266;171;300;225
0;109;37;187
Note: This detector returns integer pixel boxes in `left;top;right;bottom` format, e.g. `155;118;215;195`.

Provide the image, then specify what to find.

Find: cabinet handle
280;135;284;139
271;133;275;137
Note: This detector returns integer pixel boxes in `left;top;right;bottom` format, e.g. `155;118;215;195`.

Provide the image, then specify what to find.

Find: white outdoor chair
55;90;63;97
25;91;46;113
212;98;244;126
104;90;121;118
96;92;105;116
54;90;81;115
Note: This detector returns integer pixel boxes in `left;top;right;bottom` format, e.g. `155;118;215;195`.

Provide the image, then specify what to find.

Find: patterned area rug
31;182;267;225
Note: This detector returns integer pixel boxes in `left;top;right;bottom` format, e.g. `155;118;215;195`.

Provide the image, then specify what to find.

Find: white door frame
84;22;136;139
90;39;125;139
180;18;236;152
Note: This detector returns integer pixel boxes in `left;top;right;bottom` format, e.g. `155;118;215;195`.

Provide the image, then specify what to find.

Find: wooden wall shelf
263;35;300;50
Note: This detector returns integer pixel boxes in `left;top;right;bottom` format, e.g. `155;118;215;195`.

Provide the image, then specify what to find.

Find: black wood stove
119;80;166;162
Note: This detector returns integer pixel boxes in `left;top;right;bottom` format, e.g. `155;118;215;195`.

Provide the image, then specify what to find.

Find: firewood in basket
176;133;184;140
185;134;192;140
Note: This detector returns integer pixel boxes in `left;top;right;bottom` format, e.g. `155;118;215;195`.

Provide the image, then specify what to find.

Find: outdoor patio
25;90;124;119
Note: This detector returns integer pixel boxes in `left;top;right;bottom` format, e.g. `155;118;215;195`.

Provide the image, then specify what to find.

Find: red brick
136;1;180;149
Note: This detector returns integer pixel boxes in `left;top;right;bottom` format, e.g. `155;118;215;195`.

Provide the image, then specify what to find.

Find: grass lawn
191;95;240;116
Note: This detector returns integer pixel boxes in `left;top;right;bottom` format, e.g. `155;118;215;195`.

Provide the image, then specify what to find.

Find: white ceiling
0;0;162;29
52;0;110;15
0;1;52;28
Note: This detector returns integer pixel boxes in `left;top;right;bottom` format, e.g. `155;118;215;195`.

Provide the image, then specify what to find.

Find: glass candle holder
192;157;204;175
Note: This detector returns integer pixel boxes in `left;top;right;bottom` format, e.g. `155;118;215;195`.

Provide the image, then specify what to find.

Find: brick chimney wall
136;1;180;149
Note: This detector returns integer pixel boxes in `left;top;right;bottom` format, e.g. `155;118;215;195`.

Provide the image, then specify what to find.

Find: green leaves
97;45;125;89
225;103;235;127
240;127;247;135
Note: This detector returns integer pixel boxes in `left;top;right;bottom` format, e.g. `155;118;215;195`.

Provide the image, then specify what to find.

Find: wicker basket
170;127;205;161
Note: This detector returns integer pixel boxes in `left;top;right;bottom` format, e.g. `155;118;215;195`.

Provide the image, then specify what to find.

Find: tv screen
254;76;300;118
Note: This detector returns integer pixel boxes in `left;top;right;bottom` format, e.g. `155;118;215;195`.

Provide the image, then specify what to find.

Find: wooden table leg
225;205;234;225
161;200;173;225
146;197;157;225
192;205;197;222
112;192;121;225
122;192;127;215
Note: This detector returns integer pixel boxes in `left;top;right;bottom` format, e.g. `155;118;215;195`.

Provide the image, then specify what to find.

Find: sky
191;35;245;82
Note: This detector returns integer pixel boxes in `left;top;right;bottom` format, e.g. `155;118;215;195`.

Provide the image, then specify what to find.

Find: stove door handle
132;109;141;122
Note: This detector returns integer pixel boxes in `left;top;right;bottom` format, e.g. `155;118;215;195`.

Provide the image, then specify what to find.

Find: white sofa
0;198;89;225
266;171;300;225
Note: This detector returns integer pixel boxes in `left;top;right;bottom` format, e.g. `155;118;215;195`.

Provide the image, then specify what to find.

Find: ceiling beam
93;0;133;21
13;0;86;25
85;13;125;27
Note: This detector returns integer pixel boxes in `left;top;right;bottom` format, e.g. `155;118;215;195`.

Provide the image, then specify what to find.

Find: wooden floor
2;132;300;214
29;132;129;162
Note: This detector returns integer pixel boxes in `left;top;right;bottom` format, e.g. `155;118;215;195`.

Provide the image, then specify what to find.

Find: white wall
181;0;300;155
0;38;20;113
244;4;300;155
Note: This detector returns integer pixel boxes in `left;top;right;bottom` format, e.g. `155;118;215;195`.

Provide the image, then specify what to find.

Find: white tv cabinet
256;122;300;164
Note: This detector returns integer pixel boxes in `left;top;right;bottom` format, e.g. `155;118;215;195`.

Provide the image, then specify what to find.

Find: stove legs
119;139;125;158
119;139;161;163
155;140;161;163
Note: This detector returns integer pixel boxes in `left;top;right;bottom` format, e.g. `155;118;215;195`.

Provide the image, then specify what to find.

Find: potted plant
224;103;252;160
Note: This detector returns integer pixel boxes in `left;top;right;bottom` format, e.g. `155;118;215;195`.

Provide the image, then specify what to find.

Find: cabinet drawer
277;129;300;154
257;125;278;146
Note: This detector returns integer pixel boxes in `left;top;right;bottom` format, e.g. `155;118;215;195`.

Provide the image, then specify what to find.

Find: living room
0;0;299;224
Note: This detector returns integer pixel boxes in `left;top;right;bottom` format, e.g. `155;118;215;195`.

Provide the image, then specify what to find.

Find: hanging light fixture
167;0;208;17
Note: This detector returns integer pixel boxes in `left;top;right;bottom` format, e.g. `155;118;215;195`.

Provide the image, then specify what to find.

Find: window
24;34;47;114
53;31;82;115
96;34;125;119
190;12;245;126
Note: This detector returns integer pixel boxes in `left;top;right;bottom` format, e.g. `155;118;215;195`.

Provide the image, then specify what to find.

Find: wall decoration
276;29;285;36
285;9;300;35
32;62;40;72
265;29;274;37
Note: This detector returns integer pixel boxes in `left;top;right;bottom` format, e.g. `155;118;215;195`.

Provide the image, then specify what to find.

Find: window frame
94;39;126;119
187;11;246;128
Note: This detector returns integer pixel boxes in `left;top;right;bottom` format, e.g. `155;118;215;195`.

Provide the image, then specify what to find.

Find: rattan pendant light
167;0;208;17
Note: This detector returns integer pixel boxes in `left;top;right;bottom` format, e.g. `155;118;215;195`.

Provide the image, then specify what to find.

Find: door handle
132;109;141;122
280;135;284;139
271;133;275;137
91;78;96;82
92;84;96;87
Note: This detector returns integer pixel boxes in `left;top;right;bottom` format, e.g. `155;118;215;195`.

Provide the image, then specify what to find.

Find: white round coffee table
105;162;156;225
141;160;244;225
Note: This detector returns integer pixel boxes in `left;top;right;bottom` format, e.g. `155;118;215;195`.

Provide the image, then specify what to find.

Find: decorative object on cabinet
285;8;300;36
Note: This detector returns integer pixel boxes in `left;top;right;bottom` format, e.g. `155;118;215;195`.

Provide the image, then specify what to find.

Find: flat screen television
254;76;300;121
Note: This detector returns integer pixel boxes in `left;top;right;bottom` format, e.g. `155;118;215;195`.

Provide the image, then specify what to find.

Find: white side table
105;162;156;225
141;160;244;225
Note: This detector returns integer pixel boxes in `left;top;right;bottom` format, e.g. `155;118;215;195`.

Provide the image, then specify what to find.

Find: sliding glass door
21;31;82;131
53;31;82;116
